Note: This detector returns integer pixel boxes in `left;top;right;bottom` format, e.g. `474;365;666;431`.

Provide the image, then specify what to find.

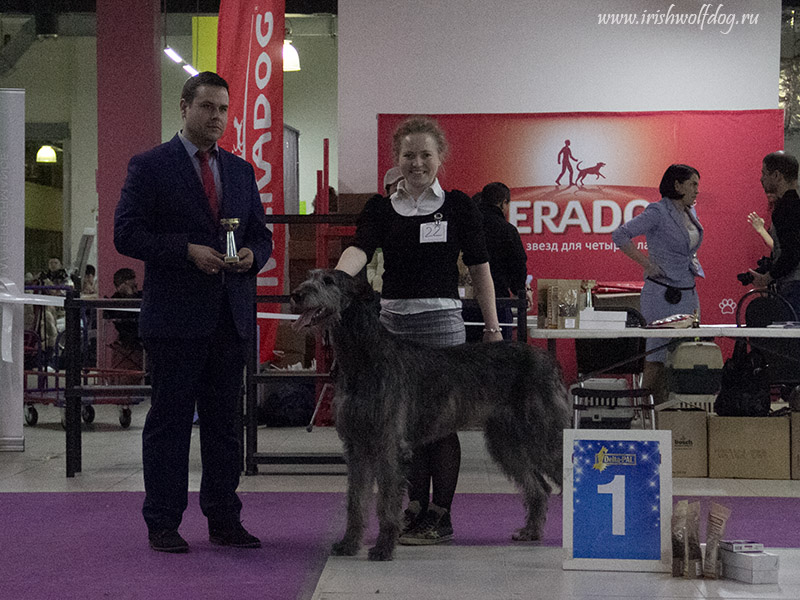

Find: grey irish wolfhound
291;269;570;561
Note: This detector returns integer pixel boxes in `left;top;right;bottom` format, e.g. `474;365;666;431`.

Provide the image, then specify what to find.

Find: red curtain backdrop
218;0;285;361
379;111;783;373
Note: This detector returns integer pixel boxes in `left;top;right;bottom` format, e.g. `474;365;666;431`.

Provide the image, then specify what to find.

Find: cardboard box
792;412;800;480
656;410;708;477
537;279;586;329
708;416;790;479
720;549;779;584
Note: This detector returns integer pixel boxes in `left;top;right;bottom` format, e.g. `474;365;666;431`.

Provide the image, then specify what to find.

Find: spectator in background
464;182;529;341
747;151;800;316
612;164;704;404
110;268;142;347
38;257;72;289
82;264;99;297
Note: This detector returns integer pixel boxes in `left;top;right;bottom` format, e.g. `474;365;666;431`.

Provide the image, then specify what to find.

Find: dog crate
661;341;723;413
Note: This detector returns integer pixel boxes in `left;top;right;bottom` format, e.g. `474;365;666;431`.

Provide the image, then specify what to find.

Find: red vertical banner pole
217;0;286;363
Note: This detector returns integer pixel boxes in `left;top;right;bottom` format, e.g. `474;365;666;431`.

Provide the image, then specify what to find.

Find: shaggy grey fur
291;269;570;561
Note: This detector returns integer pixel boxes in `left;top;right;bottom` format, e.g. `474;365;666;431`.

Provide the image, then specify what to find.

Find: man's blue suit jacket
114;134;272;340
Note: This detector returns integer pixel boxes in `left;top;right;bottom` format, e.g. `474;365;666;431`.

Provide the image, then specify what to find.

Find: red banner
378;111;783;372
218;0;285;362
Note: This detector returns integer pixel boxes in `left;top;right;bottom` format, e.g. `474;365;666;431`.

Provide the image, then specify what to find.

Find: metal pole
64;291;82;476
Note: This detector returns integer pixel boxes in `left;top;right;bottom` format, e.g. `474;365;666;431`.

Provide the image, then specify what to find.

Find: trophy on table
220;218;240;263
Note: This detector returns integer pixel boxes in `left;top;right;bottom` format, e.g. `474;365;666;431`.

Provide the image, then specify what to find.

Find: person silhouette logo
556;139;579;186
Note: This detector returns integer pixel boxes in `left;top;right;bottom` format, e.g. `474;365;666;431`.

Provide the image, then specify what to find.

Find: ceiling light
164;46;183;63
283;40;300;72
183;64;199;76
36;145;57;164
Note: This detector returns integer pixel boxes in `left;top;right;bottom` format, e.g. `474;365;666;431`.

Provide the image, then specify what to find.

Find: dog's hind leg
368;448;405;561
331;445;374;556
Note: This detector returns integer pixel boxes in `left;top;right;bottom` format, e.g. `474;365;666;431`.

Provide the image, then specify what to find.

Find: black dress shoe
148;529;189;553
209;522;261;548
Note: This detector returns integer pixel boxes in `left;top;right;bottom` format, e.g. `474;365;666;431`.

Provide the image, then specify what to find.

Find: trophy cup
220;218;241;263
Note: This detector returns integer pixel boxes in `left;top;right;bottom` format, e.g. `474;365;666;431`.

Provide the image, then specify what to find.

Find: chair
735;288;800;394
572;306;655;430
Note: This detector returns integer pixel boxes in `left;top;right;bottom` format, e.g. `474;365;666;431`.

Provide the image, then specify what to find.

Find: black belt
647;277;695;305
646;278;695;291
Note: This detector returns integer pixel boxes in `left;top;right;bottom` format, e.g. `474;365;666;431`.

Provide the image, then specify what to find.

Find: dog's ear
353;275;377;304
336;270;377;305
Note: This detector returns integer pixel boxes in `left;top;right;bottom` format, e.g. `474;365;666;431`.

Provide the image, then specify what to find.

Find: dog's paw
512;527;541;542
367;545;394;561
331;539;360;556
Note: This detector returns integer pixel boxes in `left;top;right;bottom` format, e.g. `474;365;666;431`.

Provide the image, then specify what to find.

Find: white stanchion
0;88;25;451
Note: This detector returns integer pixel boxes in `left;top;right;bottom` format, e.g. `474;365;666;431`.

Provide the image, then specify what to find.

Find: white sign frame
563;429;672;572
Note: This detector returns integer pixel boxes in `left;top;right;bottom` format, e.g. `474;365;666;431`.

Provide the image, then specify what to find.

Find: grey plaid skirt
379;308;466;348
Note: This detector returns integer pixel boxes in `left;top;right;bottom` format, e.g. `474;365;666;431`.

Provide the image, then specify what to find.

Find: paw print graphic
719;298;736;315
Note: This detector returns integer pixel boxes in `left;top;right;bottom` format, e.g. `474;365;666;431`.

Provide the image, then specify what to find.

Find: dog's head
290;269;371;332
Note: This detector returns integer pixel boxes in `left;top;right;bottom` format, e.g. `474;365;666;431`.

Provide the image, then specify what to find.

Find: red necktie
196;150;219;220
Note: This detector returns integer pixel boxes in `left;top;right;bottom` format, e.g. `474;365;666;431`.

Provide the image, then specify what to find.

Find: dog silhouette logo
233;116;245;158
575;161;607;186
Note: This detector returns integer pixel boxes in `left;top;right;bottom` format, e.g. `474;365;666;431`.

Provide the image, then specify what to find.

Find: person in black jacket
748;151;800;316
465;182;529;341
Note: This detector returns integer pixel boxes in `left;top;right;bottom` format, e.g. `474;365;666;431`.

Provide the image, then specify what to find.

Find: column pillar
0;88;25;451
96;0;161;297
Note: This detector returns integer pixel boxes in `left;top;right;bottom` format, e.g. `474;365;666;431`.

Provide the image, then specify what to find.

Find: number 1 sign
563;429;672;572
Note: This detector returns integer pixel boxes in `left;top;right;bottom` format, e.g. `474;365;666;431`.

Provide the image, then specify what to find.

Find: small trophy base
224;256;240;264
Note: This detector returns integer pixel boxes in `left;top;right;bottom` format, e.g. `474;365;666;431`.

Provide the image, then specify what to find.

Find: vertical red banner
217;0;285;362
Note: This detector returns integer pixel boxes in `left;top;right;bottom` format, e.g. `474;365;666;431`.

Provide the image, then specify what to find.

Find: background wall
338;0;781;193
283;32;338;211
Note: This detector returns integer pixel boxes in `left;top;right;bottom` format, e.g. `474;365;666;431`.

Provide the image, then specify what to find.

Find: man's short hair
481;182;510;207
113;268;136;289
763;151;799;182
181;71;229;104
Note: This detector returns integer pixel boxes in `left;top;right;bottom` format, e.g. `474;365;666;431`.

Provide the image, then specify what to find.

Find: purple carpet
0;492;798;599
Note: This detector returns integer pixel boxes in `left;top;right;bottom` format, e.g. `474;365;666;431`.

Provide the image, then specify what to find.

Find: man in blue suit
114;72;272;553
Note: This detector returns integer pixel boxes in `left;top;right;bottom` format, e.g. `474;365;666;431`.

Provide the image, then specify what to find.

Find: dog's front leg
331;447;374;557
368;451;405;561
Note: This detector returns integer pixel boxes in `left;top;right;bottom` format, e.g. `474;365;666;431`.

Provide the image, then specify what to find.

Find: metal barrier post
245;293;259;475
64;290;82;477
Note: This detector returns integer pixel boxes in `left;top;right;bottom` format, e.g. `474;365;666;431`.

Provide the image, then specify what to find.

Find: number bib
420;213;447;243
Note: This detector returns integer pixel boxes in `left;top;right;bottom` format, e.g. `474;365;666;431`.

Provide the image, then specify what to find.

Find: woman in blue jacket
612;164;704;402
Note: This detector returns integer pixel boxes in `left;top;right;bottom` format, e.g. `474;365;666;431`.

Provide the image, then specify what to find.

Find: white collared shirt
391;178;445;216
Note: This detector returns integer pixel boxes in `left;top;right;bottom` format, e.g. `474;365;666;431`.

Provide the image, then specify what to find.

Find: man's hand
224;247;254;273
750;270;772;289
188;243;226;275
